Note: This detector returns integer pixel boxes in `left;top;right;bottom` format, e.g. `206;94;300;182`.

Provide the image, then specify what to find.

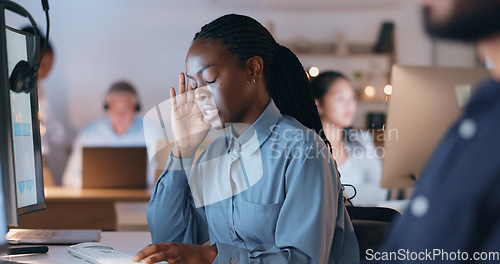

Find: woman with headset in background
311;71;387;206
133;14;359;264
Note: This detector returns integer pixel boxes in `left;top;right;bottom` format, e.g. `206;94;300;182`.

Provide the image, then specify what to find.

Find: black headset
1;0;50;94
103;85;142;112
104;100;142;112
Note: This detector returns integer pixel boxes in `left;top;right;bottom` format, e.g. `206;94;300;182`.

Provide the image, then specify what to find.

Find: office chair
346;206;401;262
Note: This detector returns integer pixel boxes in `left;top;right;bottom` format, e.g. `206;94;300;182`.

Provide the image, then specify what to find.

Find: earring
247;79;256;84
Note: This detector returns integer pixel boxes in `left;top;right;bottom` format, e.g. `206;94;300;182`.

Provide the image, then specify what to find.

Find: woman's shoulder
275;115;326;147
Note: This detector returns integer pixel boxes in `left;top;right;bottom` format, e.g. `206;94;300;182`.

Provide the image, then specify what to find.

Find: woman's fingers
187;82;194;103
133;243;169;262
170;87;177;112
178;72;187;105
143;252;174;264
179;72;186;94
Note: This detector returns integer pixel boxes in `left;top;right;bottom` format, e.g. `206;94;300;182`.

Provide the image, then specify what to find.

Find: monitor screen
381;65;489;193
0;26;45;226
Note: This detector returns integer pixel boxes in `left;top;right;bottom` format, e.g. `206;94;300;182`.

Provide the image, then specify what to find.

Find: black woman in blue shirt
133;14;359;264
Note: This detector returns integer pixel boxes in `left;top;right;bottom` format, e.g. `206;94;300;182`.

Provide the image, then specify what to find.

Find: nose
197;94;208;102
195;86;213;104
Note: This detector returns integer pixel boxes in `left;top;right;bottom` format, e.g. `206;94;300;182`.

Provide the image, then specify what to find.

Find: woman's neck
231;94;270;137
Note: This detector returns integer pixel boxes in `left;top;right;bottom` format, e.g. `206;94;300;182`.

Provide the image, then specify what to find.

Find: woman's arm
147;153;209;245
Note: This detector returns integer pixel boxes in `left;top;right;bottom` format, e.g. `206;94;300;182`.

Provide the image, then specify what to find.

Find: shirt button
230;258;237;264
411;195;429;218
458;118;477;140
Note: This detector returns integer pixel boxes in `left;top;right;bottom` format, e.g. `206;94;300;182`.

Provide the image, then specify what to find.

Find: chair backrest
346;206;401;262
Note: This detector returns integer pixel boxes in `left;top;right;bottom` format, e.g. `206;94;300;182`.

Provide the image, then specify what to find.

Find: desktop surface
6;231;151;264
42;187;152;202
17;187;152;231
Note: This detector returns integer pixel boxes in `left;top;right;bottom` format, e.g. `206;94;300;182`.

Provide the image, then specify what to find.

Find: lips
200;105;219;122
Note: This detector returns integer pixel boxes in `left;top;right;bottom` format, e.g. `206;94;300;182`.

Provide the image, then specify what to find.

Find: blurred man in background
62;81;154;188
381;0;500;260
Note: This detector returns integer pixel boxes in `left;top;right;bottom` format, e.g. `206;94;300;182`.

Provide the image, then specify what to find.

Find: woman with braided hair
133;14;359;264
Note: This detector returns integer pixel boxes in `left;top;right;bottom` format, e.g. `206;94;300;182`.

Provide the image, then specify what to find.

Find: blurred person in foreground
381;0;500;260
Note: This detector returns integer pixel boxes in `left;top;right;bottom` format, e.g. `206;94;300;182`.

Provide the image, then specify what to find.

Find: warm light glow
364;85;376;97
384;84;393;95
309;66;319;77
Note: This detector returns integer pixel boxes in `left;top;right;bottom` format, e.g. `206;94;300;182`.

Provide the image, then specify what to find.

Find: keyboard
67;242;143;264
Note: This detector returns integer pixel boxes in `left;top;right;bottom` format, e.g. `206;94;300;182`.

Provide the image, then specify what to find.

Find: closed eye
206;79;216;84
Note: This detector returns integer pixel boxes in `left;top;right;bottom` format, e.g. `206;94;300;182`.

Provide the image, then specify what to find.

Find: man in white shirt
63;81;155;188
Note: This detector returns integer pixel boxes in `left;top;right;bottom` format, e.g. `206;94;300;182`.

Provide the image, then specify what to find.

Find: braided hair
193;14;331;150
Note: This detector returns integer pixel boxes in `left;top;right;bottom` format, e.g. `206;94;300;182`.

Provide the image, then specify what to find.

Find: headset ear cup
10;61;28;93
10;60;38;93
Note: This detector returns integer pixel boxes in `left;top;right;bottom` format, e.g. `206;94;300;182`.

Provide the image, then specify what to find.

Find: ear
246;56;264;83
314;99;323;116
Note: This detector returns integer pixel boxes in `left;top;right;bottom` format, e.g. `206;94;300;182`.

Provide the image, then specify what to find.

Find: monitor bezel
1;25;46;224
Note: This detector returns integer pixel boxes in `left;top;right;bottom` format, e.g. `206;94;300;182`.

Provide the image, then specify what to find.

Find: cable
342;183;357;205
34;0;50;71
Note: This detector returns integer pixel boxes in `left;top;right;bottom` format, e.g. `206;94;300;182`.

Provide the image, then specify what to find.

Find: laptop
82;147;148;189
6;229;101;245
381;65;489;189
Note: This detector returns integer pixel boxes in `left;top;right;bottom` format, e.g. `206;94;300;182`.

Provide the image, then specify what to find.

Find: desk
6;231;151;264
17;188;152;231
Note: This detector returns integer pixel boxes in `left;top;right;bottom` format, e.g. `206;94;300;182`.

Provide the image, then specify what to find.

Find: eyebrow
185;64;214;78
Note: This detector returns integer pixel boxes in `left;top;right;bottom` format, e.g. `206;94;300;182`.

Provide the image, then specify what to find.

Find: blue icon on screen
18;181;25;194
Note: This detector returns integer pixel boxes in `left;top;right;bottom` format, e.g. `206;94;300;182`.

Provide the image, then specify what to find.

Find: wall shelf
295;50;394;129
283;42;391;57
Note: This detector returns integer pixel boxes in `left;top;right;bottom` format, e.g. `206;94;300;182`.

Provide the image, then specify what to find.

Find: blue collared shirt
147;100;359;264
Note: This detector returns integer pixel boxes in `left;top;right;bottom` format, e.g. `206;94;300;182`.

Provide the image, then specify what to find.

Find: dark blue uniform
380;78;500;263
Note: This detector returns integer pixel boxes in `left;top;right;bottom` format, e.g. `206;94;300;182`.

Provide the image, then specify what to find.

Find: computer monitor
0;22;45;226
381;65;489;190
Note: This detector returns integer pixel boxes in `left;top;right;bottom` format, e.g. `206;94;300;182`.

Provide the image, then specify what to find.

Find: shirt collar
225;99;281;154
466;78;500;112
